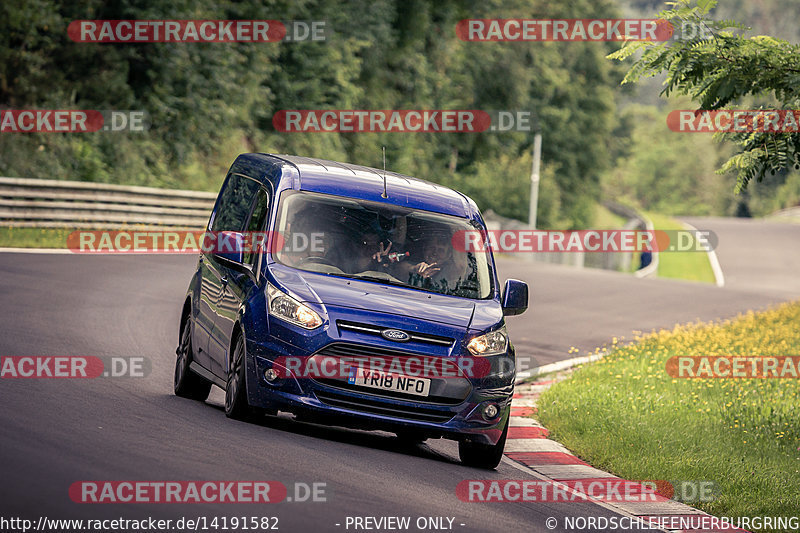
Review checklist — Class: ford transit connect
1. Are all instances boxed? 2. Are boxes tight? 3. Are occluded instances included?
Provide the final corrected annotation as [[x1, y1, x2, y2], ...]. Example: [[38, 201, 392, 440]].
[[174, 153, 528, 469]]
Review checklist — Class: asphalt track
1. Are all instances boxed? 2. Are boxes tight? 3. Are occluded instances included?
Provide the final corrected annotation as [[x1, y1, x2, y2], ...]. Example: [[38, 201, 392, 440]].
[[508, 216, 800, 367], [0, 218, 797, 532], [680, 216, 800, 297]]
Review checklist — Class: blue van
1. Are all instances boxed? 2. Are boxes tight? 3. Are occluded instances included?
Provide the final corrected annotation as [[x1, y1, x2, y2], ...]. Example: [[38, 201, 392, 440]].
[[174, 154, 528, 469]]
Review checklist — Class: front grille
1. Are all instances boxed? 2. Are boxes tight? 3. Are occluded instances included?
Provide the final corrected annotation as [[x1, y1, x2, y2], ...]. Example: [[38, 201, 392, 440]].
[[337, 320, 454, 347], [310, 342, 469, 404], [315, 390, 455, 423], [317, 342, 426, 359]]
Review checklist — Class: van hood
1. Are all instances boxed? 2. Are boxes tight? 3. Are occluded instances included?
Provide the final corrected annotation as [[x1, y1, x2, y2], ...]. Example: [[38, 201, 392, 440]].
[[269, 264, 491, 328]]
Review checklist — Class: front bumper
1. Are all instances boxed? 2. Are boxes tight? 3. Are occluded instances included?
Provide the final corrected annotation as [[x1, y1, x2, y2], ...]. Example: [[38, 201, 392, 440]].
[[243, 315, 515, 445]]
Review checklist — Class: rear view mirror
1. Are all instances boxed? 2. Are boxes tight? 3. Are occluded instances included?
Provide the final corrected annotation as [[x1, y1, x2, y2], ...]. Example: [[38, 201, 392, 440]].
[[501, 279, 529, 316]]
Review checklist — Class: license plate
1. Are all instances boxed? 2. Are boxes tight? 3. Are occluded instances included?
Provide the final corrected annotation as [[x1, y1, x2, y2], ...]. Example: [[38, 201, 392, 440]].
[[348, 367, 431, 397]]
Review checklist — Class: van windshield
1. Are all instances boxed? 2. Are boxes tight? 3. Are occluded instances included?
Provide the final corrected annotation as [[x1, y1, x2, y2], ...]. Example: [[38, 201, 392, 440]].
[[273, 191, 493, 299]]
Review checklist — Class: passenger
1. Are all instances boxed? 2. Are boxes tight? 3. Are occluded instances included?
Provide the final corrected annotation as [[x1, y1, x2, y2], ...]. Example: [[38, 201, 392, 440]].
[[400, 230, 466, 292]]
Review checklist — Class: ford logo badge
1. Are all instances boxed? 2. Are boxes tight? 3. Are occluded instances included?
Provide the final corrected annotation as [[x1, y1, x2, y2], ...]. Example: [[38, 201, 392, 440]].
[[381, 329, 411, 342]]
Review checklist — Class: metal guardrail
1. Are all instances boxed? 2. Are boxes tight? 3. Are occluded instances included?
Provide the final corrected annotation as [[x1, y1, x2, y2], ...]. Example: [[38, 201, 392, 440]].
[[0, 177, 216, 229], [603, 201, 658, 278], [482, 204, 657, 274], [0, 178, 666, 278]]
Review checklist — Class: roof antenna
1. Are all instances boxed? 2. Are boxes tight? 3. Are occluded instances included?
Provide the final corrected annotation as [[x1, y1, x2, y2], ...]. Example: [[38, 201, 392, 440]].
[[381, 146, 388, 198]]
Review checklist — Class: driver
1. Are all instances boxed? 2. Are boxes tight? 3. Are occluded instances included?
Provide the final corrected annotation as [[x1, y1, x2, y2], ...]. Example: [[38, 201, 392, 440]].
[[346, 232, 383, 273], [281, 210, 337, 268]]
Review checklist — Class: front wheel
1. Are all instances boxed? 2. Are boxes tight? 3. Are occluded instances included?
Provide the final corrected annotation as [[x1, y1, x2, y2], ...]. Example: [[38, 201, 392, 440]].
[[225, 334, 252, 420], [174, 317, 212, 401], [458, 418, 508, 469]]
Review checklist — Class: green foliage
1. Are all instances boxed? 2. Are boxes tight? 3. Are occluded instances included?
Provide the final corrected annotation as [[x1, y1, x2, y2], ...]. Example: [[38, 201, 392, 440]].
[[602, 101, 730, 215], [608, 0, 800, 193], [0, 0, 629, 229]]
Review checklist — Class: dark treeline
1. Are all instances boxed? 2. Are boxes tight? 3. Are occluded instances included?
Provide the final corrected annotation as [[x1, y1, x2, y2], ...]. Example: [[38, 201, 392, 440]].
[[7, 1, 796, 224], [0, 0, 627, 229]]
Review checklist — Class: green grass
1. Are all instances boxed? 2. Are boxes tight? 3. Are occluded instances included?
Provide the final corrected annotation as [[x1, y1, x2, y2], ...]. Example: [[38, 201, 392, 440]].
[[765, 215, 800, 225], [538, 302, 800, 524], [593, 203, 628, 230], [644, 212, 716, 283], [588, 207, 716, 283], [0, 227, 72, 248]]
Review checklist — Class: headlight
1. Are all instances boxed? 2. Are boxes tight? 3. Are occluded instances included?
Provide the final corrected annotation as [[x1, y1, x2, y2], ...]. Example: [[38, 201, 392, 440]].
[[467, 327, 508, 356], [267, 283, 323, 329]]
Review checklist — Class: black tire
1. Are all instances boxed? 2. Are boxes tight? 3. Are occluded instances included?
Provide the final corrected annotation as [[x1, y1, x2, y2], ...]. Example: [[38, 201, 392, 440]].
[[224, 333, 251, 420], [458, 418, 509, 469], [174, 317, 212, 401]]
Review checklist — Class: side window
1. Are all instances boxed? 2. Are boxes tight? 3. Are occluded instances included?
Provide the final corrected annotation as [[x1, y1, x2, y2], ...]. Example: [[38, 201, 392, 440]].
[[211, 174, 261, 232], [243, 188, 270, 265]]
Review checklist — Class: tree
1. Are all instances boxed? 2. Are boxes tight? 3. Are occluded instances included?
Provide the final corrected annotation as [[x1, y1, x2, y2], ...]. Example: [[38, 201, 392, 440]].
[[609, 0, 800, 192], [1, 0, 628, 229]]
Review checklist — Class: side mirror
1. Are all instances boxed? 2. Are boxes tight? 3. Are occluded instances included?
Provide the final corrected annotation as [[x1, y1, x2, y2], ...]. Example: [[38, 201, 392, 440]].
[[214, 231, 246, 265], [501, 279, 528, 316]]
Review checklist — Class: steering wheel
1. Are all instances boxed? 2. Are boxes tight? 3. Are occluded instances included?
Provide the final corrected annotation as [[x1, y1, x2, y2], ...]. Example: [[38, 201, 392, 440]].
[[297, 256, 337, 267]]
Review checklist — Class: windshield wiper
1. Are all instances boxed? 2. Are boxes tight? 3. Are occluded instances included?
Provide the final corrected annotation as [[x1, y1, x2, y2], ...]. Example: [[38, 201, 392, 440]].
[[338, 273, 409, 287]]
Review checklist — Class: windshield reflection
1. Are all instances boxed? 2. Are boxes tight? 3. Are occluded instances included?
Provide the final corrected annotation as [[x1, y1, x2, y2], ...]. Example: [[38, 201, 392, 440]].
[[273, 191, 492, 299]]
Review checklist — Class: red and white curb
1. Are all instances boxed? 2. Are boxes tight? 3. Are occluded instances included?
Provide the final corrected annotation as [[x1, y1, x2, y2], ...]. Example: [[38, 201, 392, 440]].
[[503, 374, 748, 533]]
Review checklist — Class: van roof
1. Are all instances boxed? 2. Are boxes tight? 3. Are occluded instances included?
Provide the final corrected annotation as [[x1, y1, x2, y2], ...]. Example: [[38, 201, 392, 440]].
[[266, 154, 478, 219]]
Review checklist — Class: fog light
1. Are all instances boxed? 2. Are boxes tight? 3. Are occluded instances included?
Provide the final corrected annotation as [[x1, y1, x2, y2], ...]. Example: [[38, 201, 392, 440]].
[[482, 403, 499, 420], [264, 369, 278, 382]]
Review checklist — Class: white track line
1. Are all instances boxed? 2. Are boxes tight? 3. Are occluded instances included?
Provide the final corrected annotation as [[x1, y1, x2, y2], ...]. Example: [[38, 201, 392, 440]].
[[680, 221, 725, 288], [0, 247, 75, 254], [516, 352, 605, 383]]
